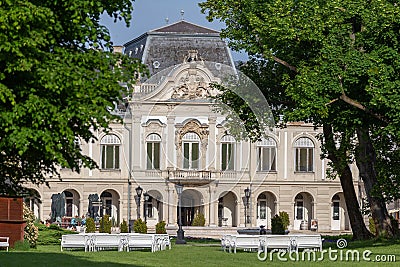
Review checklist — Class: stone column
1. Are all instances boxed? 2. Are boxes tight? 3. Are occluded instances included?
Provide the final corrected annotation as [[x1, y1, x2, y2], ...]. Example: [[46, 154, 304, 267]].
[[208, 116, 216, 170], [166, 116, 175, 168], [166, 185, 175, 227], [208, 184, 218, 227], [132, 115, 141, 169]]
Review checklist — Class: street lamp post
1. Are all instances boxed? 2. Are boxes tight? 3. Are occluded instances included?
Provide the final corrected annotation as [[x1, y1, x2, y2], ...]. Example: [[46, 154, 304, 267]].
[[244, 187, 251, 227], [143, 192, 150, 223], [135, 186, 143, 219], [175, 183, 186, 244]]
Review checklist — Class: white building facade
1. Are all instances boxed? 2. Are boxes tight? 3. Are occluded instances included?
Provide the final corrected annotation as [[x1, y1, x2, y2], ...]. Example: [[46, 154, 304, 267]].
[[26, 21, 361, 233]]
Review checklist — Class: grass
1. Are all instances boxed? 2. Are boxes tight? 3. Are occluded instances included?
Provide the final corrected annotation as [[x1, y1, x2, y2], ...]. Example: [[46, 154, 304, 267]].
[[2, 227, 399, 267], [1, 239, 400, 267]]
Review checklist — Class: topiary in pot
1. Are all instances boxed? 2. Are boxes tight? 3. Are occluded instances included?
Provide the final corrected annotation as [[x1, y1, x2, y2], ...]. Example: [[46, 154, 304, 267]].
[[271, 214, 285, 235], [85, 217, 96, 233], [133, 218, 147, 233], [155, 220, 167, 234], [120, 219, 129, 233], [192, 213, 205, 226]]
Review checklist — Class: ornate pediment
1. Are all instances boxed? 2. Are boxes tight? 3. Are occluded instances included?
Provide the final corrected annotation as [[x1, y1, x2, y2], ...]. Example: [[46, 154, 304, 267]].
[[171, 67, 212, 100]]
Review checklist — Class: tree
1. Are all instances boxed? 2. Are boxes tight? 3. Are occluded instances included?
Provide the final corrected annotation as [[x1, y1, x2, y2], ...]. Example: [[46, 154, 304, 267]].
[[0, 1, 145, 195], [201, 0, 400, 239]]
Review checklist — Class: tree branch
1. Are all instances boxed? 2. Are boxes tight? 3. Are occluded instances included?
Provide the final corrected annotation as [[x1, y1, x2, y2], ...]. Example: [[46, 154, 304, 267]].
[[272, 56, 298, 73]]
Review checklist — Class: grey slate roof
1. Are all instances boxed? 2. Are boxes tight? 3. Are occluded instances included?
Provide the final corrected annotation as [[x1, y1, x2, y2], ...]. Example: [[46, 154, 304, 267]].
[[123, 21, 234, 76]]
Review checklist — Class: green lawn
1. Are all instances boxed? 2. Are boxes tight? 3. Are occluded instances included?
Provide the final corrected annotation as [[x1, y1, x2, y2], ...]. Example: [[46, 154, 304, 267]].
[[1, 239, 400, 267]]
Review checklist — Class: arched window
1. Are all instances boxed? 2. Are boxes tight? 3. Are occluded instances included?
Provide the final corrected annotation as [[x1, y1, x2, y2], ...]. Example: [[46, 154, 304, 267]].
[[100, 134, 121, 169], [221, 135, 235, 171], [146, 134, 161, 170], [257, 138, 277, 171], [294, 137, 314, 172], [182, 132, 200, 169]]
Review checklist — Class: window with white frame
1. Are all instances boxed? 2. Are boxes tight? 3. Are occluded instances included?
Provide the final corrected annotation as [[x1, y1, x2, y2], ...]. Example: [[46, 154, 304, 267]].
[[221, 135, 235, 170], [294, 137, 314, 172], [100, 134, 121, 169], [146, 133, 161, 170], [182, 132, 200, 169], [257, 138, 277, 171]]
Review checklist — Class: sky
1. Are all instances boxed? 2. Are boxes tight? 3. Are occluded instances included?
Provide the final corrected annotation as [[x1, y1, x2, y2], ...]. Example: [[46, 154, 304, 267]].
[[100, 0, 248, 61]]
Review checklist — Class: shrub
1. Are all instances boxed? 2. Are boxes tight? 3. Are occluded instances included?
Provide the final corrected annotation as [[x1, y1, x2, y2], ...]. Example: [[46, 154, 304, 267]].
[[155, 221, 167, 234], [36, 223, 75, 245], [13, 240, 31, 251], [99, 214, 112, 233], [192, 213, 205, 226], [85, 217, 96, 233], [369, 217, 376, 236], [271, 214, 285, 235], [23, 203, 38, 248], [133, 218, 147, 233], [120, 220, 129, 233], [279, 211, 290, 230]]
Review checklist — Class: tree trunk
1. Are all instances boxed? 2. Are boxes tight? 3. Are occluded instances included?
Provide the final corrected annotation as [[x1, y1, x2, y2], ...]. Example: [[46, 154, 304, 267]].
[[355, 127, 394, 237], [323, 125, 372, 240]]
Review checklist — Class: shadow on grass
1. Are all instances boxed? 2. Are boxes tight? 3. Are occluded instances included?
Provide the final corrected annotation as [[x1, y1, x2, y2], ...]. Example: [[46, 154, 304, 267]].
[[0, 249, 153, 267]]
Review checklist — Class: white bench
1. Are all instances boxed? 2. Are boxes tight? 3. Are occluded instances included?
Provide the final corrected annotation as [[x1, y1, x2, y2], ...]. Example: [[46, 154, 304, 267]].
[[61, 234, 88, 251], [221, 235, 231, 252], [127, 234, 156, 252], [294, 234, 323, 251], [0, 237, 9, 252], [260, 235, 294, 253], [231, 235, 261, 253], [154, 234, 171, 251], [92, 234, 121, 251]]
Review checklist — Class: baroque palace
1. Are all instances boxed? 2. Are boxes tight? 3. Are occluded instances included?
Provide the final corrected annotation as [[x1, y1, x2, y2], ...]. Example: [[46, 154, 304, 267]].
[[25, 20, 362, 234]]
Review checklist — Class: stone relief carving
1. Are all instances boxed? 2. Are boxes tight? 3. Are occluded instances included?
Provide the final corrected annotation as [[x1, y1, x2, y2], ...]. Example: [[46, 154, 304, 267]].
[[171, 70, 211, 100]]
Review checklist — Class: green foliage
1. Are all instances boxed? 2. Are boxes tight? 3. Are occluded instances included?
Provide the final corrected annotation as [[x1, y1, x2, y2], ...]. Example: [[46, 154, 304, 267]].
[[192, 213, 206, 226], [133, 218, 147, 234], [36, 223, 76, 245], [155, 220, 167, 234], [23, 203, 38, 248], [120, 219, 129, 233], [279, 211, 290, 230], [201, 0, 400, 238], [0, 0, 146, 195], [271, 214, 285, 235], [85, 217, 96, 233], [99, 214, 112, 234]]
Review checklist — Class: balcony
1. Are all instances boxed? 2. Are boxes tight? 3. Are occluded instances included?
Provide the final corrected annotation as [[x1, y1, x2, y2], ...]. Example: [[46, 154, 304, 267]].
[[167, 169, 214, 186]]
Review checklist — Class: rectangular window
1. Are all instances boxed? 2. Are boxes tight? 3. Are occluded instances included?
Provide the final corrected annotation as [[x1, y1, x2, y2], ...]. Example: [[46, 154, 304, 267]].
[[296, 201, 304, 220], [333, 202, 340, 220], [258, 147, 276, 171], [101, 145, 119, 169], [147, 142, 160, 170], [192, 143, 199, 169], [105, 199, 112, 216], [259, 201, 266, 220], [183, 143, 190, 169], [145, 203, 153, 218], [221, 143, 234, 170], [296, 148, 313, 172]]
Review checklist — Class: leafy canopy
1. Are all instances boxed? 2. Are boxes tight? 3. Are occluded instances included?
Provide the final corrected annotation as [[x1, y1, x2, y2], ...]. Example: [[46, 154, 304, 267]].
[[0, 0, 145, 195], [200, 0, 400, 200]]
